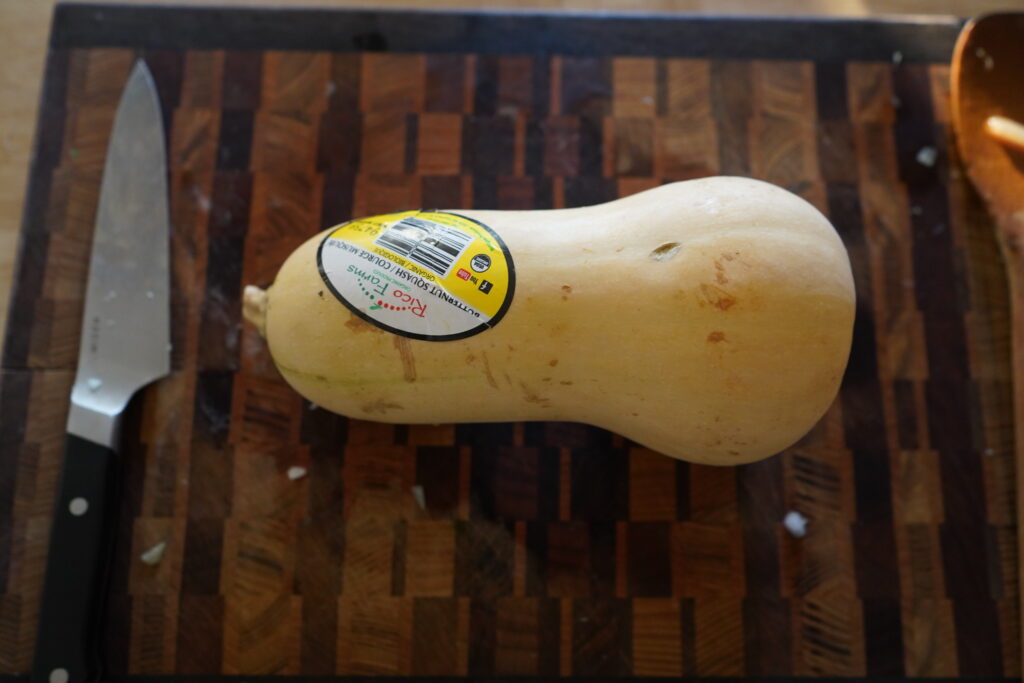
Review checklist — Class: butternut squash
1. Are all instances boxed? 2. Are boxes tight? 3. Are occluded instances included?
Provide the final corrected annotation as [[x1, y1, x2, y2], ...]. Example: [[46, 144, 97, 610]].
[[243, 177, 855, 465]]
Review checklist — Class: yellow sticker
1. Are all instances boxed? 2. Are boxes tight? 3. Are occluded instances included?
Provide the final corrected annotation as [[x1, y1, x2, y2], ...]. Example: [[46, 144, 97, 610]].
[[317, 210, 515, 341]]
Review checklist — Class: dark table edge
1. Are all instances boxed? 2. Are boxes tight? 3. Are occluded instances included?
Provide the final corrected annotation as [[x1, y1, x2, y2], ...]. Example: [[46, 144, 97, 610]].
[[50, 2, 964, 61], [0, 677, 1020, 682]]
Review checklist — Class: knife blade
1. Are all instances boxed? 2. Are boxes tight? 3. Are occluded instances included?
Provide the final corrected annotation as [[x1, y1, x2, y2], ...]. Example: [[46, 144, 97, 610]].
[[32, 59, 171, 683]]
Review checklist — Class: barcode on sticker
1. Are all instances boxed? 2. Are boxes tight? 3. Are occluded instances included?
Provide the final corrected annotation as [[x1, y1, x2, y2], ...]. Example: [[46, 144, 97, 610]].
[[375, 216, 474, 277]]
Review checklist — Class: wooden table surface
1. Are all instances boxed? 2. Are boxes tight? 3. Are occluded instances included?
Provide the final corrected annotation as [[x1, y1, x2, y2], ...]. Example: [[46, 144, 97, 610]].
[[0, 0, 1017, 346]]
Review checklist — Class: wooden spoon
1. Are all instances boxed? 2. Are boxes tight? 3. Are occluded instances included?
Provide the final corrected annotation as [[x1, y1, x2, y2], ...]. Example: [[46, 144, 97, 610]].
[[951, 11, 1024, 658]]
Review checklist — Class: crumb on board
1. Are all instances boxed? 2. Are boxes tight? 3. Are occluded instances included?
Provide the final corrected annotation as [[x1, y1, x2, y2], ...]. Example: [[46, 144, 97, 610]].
[[411, 484, 426, 510], [140, 541, 167, 566], [783, 510, 809, 538], [916, 146, 938, 167], [287, 466, 308, 481]]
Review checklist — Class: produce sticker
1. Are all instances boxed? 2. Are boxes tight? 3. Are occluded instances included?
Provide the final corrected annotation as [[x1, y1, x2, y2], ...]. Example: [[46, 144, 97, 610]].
[[317, 210, 515, 341]]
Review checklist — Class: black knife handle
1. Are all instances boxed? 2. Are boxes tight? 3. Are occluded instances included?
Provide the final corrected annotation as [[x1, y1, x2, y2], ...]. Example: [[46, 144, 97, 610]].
[[31, 435, 118, 683]]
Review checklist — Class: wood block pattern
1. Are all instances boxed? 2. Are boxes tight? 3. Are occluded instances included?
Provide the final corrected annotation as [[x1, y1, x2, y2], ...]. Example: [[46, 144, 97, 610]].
[[0, 15, 1016, 680]]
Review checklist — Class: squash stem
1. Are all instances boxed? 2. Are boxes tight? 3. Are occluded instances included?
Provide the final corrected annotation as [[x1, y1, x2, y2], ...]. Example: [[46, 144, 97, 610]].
[[243, 285, 268, 337]]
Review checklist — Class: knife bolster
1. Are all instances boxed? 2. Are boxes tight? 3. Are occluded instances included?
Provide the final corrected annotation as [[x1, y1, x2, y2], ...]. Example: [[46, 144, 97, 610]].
[[67, 402, 123, 449]]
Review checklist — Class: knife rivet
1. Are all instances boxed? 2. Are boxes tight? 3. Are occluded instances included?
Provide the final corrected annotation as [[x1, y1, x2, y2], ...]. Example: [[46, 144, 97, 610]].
[[68, 498, 89, 517], [49, 668, 69, 683], [86, 377, 103, 392]]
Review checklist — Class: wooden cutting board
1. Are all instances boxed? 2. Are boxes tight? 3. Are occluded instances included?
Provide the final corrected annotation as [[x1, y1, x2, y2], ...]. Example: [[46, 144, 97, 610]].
[[0, 4, 1016, 678]]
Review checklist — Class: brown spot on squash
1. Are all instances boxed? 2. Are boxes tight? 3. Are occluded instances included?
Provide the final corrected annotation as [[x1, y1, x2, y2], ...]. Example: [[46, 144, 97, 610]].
[[393, 337, 417, 382], [707, 331, 726, 343], [362, 399, 403, 415], [559, 381, 573, 386], [700, 283, 737, 310], [649, 242, 682, 261], [722, 252, 736, 261], [549, 359, 559, 367], [561, 285, 573, 294], [345, 316, 374, 334], [466, 353, 476, 364], [520, 382, 551, 407], [481, 352, 499, 389]]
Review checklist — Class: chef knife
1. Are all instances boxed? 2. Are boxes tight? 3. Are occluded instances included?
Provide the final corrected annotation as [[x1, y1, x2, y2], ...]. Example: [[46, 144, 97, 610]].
[[31, 60, 170, 683]]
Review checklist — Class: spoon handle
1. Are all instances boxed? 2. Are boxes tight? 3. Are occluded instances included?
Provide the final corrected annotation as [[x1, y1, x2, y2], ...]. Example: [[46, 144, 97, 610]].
[[998, 215, 1024, 668]]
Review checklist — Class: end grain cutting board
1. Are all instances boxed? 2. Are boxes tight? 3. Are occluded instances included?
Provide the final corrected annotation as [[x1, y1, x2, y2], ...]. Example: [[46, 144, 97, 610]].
[[0, 4, 1016, 679]]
